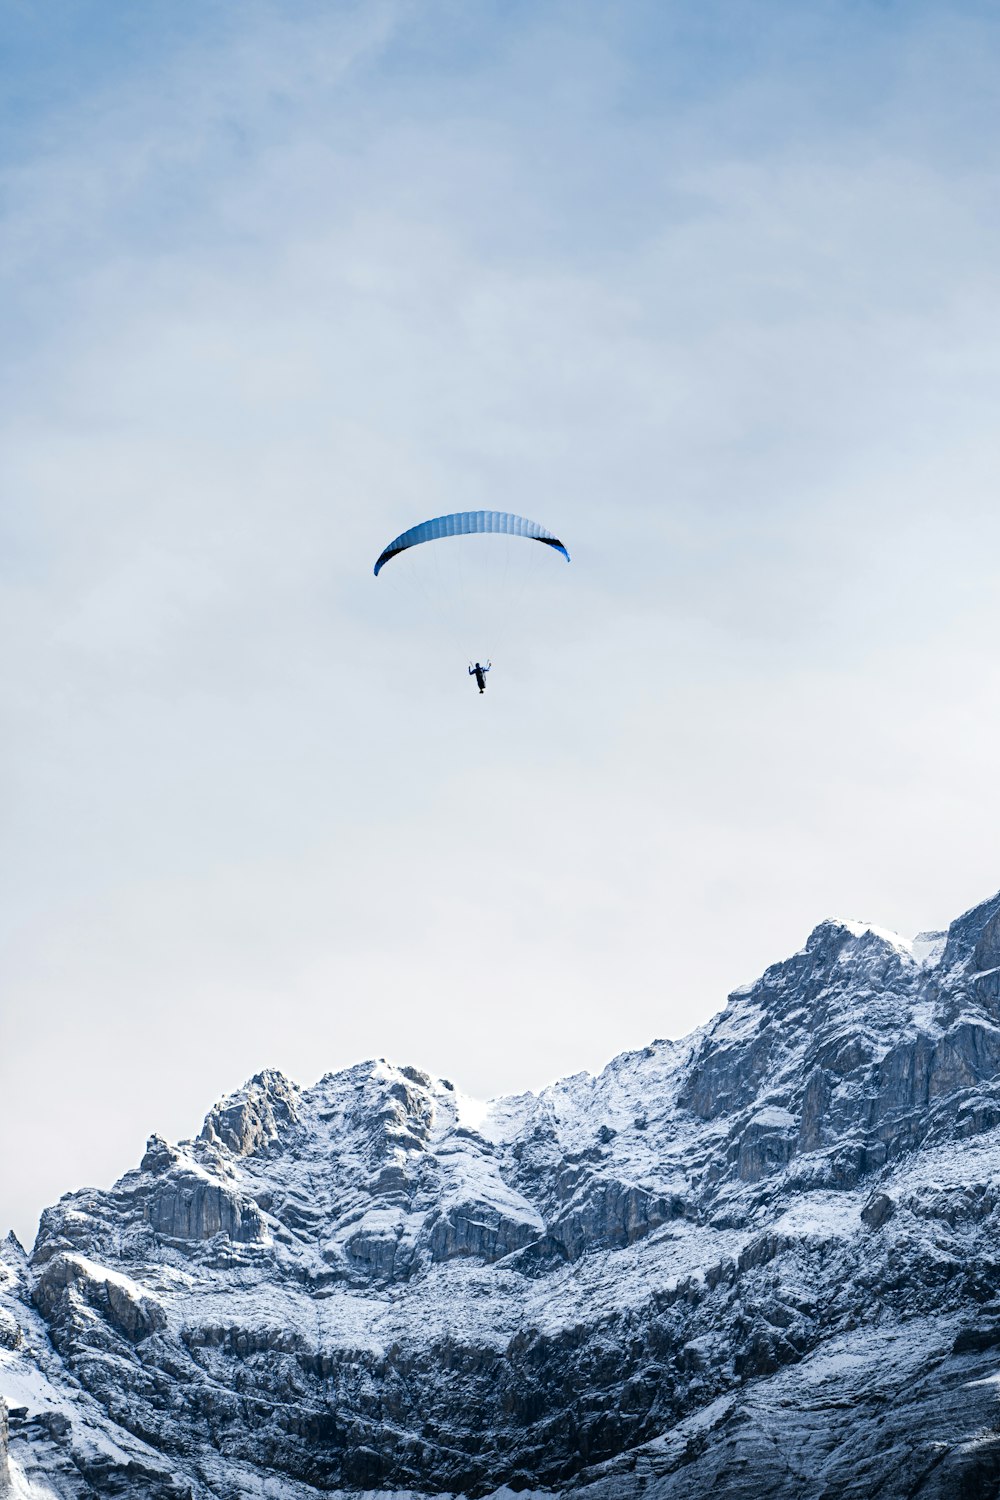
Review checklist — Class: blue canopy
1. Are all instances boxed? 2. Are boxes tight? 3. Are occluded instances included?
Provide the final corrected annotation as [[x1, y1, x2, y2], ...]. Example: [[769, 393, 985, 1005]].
[[374, 510, 570, 576]]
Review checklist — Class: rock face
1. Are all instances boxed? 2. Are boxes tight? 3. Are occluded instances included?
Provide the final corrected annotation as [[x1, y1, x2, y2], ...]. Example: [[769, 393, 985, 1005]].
[[5, 894, 1000, 1497]]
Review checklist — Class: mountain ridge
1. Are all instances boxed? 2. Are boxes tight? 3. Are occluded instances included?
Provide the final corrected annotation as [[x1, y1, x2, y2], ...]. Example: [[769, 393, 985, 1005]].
[[4, 891, 1000, 1498]]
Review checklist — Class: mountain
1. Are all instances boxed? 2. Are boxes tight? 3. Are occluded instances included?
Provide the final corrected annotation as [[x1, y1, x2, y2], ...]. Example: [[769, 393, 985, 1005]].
[[5, 892, 1000, 1498]]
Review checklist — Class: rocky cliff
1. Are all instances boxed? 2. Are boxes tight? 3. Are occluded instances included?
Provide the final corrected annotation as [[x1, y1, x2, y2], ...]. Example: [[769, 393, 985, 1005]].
[[4, 893, 1000, 1498]]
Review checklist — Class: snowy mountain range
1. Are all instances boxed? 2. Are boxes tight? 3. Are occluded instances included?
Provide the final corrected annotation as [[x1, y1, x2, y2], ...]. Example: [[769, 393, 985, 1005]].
[[4, 891, 1000, 1498]]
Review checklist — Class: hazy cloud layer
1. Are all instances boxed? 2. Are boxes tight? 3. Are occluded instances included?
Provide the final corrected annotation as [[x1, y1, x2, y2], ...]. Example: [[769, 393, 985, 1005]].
[[3, 0, 1000, 1248]]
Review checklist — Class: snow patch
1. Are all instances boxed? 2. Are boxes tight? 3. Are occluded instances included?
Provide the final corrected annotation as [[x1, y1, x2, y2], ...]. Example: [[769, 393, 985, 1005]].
[[64, 1255, 159, 1304], [4, 1455, 62, 1499], [912, 930, 947, 968], [772, 1192, 860, 1240], [837, 920, 914, 957], [748, 1106, 796, 1130], [452, 1091, 492, 1135]]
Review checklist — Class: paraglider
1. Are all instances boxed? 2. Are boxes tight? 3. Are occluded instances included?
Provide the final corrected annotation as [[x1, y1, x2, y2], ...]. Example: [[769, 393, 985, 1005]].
[[373, 510, 570, 576], [373, 510, 570, 689]]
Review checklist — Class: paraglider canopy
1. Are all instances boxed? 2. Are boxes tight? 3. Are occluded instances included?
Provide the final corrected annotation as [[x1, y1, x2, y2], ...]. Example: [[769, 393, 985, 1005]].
[[374, 510, 570, 576]]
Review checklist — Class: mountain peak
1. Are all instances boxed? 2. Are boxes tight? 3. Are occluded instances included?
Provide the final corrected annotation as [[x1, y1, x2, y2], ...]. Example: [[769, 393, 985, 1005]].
[[199, 1067, 300, 1156], [939, 887, 1000, 975], [7, 889, 1000, 1497]]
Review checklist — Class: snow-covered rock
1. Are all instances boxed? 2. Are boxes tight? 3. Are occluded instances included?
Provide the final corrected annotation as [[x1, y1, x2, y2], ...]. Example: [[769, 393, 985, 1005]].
[[5, 892, 1000, 1496]]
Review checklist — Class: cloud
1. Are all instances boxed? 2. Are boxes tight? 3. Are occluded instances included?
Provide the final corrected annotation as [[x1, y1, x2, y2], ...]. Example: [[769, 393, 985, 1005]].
[[3, 0, 1000, 1247]]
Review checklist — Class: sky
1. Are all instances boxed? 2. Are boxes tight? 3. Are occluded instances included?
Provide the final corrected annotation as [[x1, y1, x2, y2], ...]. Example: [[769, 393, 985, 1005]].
[[3, 0, 1000, 1250]]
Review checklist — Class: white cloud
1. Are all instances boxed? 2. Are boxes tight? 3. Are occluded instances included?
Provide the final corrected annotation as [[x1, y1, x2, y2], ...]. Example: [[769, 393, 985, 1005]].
[[3, 0, 1000, 1247]]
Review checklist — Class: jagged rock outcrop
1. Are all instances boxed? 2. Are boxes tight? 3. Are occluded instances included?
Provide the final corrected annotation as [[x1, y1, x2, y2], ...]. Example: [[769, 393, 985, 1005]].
[[200, 1068, 301, 1157], [4, 893, 1000, 1497]]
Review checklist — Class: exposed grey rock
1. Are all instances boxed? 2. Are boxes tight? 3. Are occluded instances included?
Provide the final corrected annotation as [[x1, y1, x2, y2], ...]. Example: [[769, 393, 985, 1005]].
[[4, 892, 1000, 1497], [200, 1067, 300, 1156], [143, 1171, 267, 1244], [860, 1189, 895, 1228], [0, 1397, 9, 1496]]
